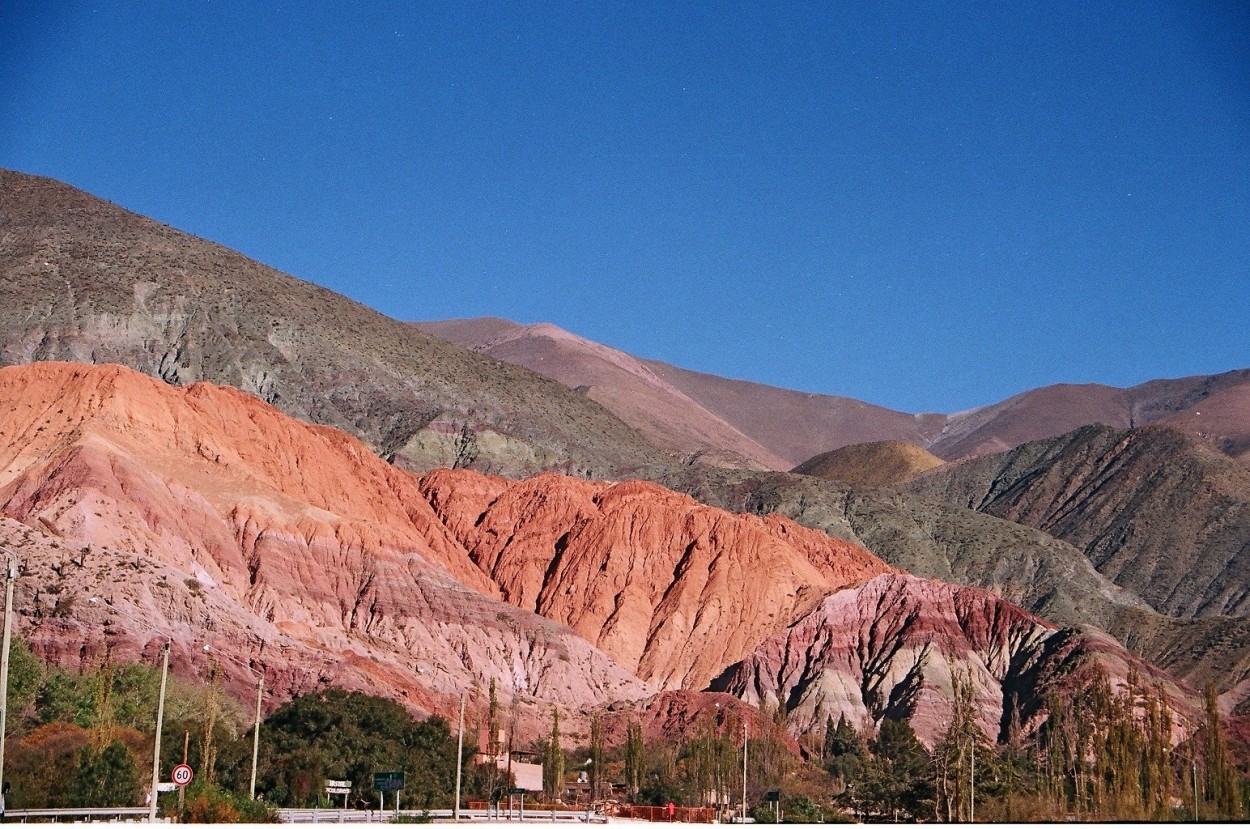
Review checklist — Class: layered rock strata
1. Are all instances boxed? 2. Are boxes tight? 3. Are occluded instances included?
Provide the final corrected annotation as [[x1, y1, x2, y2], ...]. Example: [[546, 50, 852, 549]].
[[712, 574, 1194, 747]]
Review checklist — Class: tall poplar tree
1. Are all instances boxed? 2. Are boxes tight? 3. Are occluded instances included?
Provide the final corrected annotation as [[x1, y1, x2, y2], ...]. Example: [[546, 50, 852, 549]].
[[1202, 683, 1241, 819], [543, 709, 565, 803], [588, 713, 605, 801], [624, 721, 645, 801]]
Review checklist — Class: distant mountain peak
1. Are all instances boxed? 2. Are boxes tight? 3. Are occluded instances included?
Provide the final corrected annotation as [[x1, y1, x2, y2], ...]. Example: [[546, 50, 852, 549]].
[[420, 314, 1250, 471]]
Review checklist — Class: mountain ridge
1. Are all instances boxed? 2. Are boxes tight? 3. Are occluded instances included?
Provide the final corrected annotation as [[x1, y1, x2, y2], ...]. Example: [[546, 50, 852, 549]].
[[419, 316, 1250, 471], [907, 422, 1250, 619], [0, 169, 671, 479]]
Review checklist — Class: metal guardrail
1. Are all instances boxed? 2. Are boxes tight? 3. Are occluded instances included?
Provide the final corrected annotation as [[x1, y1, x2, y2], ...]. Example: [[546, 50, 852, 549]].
[[2, 806, 157, 822], [278, 808, 608, 823]]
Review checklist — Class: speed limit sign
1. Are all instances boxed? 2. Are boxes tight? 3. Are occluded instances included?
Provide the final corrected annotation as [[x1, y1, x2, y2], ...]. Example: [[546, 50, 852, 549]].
[[171, 764, 194, 787]]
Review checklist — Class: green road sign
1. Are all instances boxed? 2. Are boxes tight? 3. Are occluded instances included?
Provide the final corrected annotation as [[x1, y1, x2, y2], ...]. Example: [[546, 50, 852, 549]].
[[507, 787, 526, 795], [372, 771, 405, 792]]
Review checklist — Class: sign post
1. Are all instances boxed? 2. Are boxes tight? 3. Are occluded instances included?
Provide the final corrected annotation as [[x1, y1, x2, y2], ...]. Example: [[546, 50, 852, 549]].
[[373, 771, 405, 818], [326, 779, 351, 809], [507, 787, 526, 822], [766, 789, 780, 822], [171, 764, 194, 788]]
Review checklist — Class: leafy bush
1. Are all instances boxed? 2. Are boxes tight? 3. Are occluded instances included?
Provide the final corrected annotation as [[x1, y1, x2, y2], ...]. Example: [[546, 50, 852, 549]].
[[179, 780, 279, 823], [248, 689, 458, 808]]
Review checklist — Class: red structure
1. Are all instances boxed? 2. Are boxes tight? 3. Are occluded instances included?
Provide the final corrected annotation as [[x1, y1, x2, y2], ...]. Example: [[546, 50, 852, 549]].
[[610, 804, 717, 823]]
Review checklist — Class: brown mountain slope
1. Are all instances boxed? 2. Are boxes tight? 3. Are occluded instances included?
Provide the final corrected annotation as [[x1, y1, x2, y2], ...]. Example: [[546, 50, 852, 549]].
[[712, 574, 1199, 748], [418, 316, 1250, 470], [415, 318, 789, 470], [417, 317, 942, 469], [644, 361, 946, 467], [927, 371, 1250, 461], [907, 424, 1250, 619], [0, 169, 669, 478], [1160, 381, 1250, 465], [793, 440, 945, 486]]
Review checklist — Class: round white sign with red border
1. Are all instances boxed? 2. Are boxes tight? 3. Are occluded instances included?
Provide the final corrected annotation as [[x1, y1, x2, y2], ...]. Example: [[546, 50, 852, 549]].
[[171, 764, 194, 787]]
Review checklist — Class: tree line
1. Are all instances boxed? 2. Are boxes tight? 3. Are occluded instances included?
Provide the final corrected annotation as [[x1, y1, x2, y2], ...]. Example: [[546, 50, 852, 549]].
[[3, 636, 1247, 823]]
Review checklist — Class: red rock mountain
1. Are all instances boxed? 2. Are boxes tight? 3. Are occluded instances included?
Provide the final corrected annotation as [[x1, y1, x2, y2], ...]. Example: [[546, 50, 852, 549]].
[[0, 363, 650, 725], [0, 362, 891, 724], [418, 469, 893, 689]]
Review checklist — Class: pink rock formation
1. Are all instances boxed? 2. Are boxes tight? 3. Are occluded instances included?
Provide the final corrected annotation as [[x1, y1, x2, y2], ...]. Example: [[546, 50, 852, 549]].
[[712, 574, 1197, 747], [0, 363, 649, 719]]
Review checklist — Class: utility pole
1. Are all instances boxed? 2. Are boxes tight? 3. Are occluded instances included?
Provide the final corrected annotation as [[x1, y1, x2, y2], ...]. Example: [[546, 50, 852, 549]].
[[454, 693, 466, 822], [178, 731, 189, 815], [150, 641, 170, 823], [1192, 758, 1199, 821], [0, 555, 18, 806], [741, 723, 748, 825], [250, 673, 264, 799]]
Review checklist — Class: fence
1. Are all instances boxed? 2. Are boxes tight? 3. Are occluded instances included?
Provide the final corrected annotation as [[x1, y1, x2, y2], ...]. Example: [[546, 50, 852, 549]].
[[2, 806, 156, 823], [610, 804, 717, 823]]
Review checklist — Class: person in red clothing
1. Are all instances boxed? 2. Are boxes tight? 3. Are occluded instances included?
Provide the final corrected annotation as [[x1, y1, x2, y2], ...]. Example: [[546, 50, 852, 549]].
[[666, 801, 676, 821]]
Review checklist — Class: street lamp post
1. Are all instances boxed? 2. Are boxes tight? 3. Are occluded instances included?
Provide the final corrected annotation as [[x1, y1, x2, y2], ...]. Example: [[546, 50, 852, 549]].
[[89, 597, 172, 823]]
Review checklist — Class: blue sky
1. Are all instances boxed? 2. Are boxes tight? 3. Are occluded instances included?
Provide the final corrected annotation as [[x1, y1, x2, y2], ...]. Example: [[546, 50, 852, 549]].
[[2, 1, 1247, 413]]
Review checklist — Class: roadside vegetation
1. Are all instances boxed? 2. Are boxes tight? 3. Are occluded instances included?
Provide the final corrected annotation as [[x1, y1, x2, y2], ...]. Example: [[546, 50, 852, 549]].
[[3, 638, 1246, 823]]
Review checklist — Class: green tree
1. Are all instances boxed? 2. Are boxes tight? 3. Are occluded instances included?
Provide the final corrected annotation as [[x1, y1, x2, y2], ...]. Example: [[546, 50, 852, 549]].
[[824, 713, 865, 787], [253, 690, 456, 808], [624, 720, 645, 801], [3, 637, 45, 735], [865, 718, 933, 821], [1202, 683, 1242, 819], [588, 712, 605, 801], [542, 708, 565, 802], [67, 739, 142, 807]]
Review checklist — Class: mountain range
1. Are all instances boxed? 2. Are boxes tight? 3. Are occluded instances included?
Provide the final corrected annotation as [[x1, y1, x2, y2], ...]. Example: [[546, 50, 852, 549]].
[[0, 360, 1198, 747], [417, 317, 1250, 471], [2, 168, 1246, 749]]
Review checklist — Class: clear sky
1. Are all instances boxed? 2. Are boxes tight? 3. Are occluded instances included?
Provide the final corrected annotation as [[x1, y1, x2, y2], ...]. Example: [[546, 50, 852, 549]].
[[2, 1, 1247, 413]]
